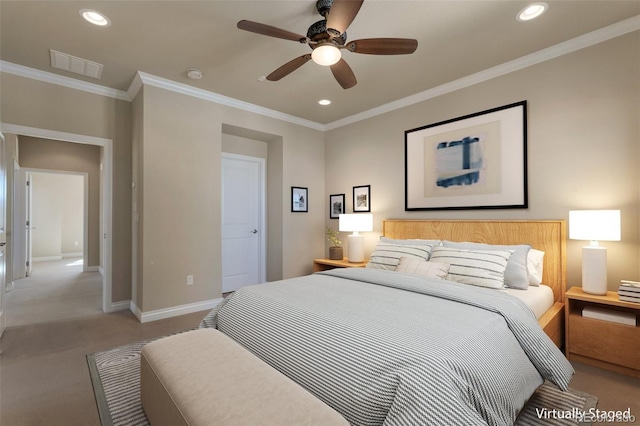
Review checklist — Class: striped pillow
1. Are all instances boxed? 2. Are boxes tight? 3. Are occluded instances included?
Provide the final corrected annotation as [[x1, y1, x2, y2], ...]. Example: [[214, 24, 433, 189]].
[[395, 257, 450, 279], [430, 246, 513, 289], [366, 242, 433, 271]]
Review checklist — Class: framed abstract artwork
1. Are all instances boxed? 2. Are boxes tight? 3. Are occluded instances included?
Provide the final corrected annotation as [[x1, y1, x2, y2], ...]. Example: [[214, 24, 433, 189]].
[[405, 101, 527, 211]]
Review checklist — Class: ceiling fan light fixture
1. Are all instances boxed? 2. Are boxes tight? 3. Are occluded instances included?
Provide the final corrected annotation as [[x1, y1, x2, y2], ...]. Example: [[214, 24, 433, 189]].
[[318, 99, 331, 106], [312, 44, 342, 66], [80, 9, 111, 27], [517, 3, 548, 21]]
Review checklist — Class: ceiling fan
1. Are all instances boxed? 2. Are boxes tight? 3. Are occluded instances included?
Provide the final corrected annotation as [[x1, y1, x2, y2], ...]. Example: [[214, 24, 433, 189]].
[[237, 0, 418, 89]]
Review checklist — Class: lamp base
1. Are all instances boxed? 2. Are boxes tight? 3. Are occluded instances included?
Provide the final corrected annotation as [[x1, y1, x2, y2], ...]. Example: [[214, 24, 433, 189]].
[[347, 234, 364, 263], [582, 246, 608, 295]]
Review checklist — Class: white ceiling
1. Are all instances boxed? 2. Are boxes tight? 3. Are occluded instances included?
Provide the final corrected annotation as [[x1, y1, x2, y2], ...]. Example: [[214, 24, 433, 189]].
[[1, 1, 639, 126]]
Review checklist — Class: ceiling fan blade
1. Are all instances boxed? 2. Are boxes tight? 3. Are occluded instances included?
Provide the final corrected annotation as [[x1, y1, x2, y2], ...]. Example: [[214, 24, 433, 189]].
[[237, 20, 306, 42], [266, 54, 312, 81], [347, 38, 418, 55], [330, 58, 357, 89], [326, 0, 364, 35]]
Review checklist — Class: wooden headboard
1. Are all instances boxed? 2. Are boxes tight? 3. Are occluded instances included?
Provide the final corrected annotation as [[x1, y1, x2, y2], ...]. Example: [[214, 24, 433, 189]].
[[382, 220, 567, 303]]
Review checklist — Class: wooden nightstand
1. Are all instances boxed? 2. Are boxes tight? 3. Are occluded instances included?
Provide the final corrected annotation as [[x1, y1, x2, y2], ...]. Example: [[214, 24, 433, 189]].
[[313, 258, 368, 272], [565, 287, 640, 378]]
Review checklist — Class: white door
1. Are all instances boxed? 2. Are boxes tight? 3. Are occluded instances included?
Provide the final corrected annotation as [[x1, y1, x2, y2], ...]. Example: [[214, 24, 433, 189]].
[[25, 172, 33, 277], [0, 132, 6, 342], [221, 154, 265, 293], [12, 161, 23, 282]]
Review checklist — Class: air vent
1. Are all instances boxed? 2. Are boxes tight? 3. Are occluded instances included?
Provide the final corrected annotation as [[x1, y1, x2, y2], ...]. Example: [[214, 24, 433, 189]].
[[50, 49, 103, 79]]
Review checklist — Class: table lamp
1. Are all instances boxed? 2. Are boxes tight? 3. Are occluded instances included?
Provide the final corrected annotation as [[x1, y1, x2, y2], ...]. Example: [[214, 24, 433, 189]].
[[339, 214, 373, 263], [569, 210, 621, 295]]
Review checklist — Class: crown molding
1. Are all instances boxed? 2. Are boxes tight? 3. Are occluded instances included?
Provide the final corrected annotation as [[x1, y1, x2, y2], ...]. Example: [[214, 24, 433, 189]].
[[325, 15, 640, 130], [2, 15, 637, 132], [132, 72, 325, 131], [0, 60, 130, 101]]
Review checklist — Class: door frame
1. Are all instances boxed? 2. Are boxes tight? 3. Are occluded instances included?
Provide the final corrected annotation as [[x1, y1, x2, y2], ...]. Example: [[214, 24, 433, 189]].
[[221, 152, 266, 286], [0, 131, 6, 342], [0, 123, 114, 312], [21, 169, 89, 270]]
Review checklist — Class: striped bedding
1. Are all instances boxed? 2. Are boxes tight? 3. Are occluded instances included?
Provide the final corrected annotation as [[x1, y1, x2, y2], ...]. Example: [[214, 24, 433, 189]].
[[200, 268, 574, 426]]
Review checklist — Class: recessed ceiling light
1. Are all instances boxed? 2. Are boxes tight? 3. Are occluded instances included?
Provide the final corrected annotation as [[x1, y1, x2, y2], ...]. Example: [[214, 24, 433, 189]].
[[80, 9, 111, 27], [517, 3, 548, 21], [318, 99, 331, 106]]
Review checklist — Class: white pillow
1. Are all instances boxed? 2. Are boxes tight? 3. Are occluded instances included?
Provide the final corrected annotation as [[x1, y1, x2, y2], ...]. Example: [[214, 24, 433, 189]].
[[395, 257, 450, 279], [443, 241, 530, 290], [430, 246, 513, 289], [366, 242, 433, 270], [527, 249, 545, 286]]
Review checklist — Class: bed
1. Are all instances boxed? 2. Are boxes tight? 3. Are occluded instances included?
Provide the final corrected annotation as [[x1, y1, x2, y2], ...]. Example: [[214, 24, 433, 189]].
[[201, 219, 573, 426], [382, 219, 567, 348]]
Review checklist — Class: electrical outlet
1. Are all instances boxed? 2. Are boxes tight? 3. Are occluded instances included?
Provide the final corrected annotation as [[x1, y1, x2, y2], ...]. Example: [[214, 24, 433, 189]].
[[187, 275, 194, 285]]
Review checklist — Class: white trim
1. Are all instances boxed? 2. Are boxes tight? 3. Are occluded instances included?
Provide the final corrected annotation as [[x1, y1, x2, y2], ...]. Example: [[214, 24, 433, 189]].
[[134, 72, 325, 131], [0, 123, 114, 313], [86, 266, 99, 272], [0, 61, 129, 101], [130, 298, 222, 323], [62, 252, 83, 258], [33, 256, 62, 262], [325, 15, 640, 130], [1, 16, 637, 132], [110, 300, 130, 312]]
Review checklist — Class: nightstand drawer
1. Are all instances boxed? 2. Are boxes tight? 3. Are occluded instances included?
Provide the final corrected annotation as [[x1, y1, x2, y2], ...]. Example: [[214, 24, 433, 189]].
[[568, 315, 640, 370]]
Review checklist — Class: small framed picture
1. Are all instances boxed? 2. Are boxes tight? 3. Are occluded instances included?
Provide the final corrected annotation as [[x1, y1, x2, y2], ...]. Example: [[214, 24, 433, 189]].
[[353, 185, 371, 212], [329, 193, 345, 219], [291, 186, 308, 212]]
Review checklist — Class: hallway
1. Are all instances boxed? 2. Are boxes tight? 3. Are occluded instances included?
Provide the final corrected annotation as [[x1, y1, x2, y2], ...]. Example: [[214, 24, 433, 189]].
[[5, 257, 102, 327]]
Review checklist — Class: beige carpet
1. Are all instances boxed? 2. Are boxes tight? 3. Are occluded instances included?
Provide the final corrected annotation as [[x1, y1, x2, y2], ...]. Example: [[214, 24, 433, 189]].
[[5, 257, 102, 327], [1, 309, 209, 426]]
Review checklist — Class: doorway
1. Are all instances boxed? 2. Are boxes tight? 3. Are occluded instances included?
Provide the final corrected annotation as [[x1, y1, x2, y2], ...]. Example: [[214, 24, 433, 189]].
[[221, 153, 266, 293], [1, 124, 114, 312], [23, 171, 88, 273]]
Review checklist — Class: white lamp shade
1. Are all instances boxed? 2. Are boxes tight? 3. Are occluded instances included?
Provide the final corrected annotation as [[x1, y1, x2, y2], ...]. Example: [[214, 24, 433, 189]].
[[311, 44, 341, 66], [569, 210, 621, 241], [339, 214, 373, 233]]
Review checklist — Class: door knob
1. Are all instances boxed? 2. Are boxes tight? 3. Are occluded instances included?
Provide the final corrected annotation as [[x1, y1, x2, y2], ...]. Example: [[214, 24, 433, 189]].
[[251, 229, 258, 234]]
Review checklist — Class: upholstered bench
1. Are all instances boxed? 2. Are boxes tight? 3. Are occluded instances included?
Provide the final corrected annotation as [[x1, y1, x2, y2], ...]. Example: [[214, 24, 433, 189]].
[[140, 328, 348, 426]]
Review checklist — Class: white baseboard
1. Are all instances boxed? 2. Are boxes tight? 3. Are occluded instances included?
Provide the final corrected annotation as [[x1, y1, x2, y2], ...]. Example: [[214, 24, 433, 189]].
[[86, 265, 99, 272], [109, 300, 131, 312], [62, 252, 83, 258], [33, 256, 62, 262], [130, 298, 222, 323]]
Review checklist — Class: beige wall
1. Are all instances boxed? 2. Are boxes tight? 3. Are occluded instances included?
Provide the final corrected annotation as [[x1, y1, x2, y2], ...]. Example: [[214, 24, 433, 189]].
[[132, 84, 324, 313], [0, 74, 133, 303], [30, 172, 84, 259], [4, 31, 635, 317], [19, 137, 100, 266], [325, 32, 640, 291]]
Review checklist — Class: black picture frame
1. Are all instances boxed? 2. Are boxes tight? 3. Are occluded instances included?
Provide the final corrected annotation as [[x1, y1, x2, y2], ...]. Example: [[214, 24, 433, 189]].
[[353, 185, 371, 212], [329, 193, 345, 219], [405, 101, 527, 211], [291, 186, 308, 212]]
